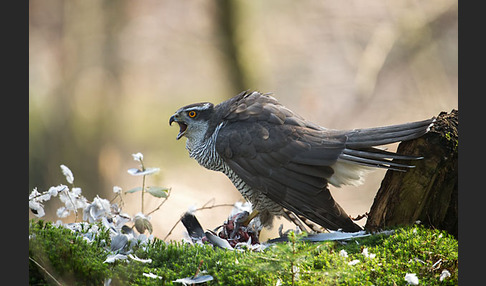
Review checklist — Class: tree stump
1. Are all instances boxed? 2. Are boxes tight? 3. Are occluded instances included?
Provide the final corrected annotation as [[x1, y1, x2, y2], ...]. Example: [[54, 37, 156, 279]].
[[365, 110, 458, 237]]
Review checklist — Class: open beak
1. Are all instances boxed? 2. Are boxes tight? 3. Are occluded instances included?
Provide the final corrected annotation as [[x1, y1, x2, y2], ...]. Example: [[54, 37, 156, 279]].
[[169, 114, 187, 140]]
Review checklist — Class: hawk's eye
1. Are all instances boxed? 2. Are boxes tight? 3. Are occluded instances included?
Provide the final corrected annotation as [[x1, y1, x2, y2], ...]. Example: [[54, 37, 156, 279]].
[[187, 110, 197, 118]]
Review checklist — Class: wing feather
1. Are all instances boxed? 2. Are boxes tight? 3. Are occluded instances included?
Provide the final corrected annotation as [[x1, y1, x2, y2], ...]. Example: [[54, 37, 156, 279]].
[[214, 91, 431, 231], [216, 93, 360, 231]]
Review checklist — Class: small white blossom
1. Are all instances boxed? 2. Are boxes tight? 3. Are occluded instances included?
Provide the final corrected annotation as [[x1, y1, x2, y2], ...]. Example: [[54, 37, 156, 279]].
[[29, 188, 40, 200], [128, 254, 152, 263], [132, 152, 144, 162], [348, 260, 360, 266], [56, 207, 70, 218], [362, 248, 376, 259], [29, 200, 45, 218], [48, 185, 66, 197], [143, 272, 162, 279], [103, 253, 128, 263], [83, 196, 112, 223], [127, 167, 160, 176], [60, 164, 74, 184], [29, 186, 58, 217], [59, 187, 88, 211], [404, 273, 419, 285], [113, 186, 122, 194], [339, 249, 348, 257], [439, 269, 451, 281]]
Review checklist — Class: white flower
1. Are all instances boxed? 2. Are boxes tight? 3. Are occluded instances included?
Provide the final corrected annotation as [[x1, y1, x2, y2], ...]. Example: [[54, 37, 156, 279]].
[[439, 269, 451, 281], [143, 272, 162, 279], [30, 186, 60, 207], [132, 152, 144, 162], [29, 187, 40, 200], [83, 196, 112, 223], [48, 185, 66, 197], [113, 186, 122, 194], [60, 164, 74, 184], [348, 260, 360, 266], [127, 167, 160, 176], [128, 254, 152, 263], [404, 273, 419, 285], [59, 187, 88, 211], [339, 249, 348, 257], [29, 200, 45, 218], [56, 206, 70, 218], [103, 253, 128, 263], [112, 213, 131, 230], [362, 248, 376, 259]]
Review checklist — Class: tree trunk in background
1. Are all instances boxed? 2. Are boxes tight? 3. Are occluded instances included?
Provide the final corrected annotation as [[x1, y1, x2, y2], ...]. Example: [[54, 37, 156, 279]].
[[365, 110, 458, 237], [214, 0, 249, 95]]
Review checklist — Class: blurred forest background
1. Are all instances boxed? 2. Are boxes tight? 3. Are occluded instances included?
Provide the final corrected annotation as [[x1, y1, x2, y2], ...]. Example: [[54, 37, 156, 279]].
[[29, 0, 458, 240]]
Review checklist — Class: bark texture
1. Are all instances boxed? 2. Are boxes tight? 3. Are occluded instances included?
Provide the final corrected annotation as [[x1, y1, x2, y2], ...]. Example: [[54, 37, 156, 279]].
[[365, 110, 458, 237]]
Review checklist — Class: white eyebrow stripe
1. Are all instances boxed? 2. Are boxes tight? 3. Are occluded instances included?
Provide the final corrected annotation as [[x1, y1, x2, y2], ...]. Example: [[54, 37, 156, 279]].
[[185, 103, 212, 111]]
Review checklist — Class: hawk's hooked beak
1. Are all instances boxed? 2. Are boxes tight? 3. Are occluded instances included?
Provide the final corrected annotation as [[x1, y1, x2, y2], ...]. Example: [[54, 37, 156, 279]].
[[169, 114, 187, 140]]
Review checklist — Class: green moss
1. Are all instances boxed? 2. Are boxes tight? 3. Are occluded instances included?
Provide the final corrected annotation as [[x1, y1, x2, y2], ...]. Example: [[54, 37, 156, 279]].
[[29, 220, 458, 285]]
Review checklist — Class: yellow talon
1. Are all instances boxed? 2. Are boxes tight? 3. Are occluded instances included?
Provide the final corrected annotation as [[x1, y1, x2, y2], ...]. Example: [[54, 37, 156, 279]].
[[242, 210, 259, 226]]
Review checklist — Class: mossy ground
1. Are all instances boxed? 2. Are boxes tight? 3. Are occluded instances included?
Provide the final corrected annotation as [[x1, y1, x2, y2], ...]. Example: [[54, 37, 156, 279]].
[[29, 220, 457, 285]]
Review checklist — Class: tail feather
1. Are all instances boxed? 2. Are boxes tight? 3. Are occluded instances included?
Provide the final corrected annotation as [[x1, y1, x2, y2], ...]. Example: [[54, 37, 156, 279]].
[[345, 118, 434, 148], [344, 147, 423, 161], [331, 118, 434, 186], [341, 147, 422, 171], [339, 153, 413, 171]]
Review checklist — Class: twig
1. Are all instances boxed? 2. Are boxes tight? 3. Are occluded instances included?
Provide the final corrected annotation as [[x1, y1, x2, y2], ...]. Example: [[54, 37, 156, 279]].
[[141, 175, 146, 214], [138, 158, 147, 214], [194, 259, 204, 277], [163, 200, 235, 241], [61, 188, 78, 222], [29, 256, 63, 286], [146, 188, 172, 216]]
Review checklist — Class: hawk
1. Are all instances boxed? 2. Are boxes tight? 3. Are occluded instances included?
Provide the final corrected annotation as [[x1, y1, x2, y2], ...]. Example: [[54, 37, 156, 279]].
[[169, 91, 434, 232]]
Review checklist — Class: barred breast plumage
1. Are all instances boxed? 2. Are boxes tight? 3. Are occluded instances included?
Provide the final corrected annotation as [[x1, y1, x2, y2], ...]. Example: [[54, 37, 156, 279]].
[[186, 120, 285, 227]]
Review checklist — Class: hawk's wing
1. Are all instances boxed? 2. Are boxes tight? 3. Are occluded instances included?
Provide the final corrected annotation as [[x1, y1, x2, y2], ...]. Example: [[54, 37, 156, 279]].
[[215, 92, 433, 232], [215, 92, 361, 231]]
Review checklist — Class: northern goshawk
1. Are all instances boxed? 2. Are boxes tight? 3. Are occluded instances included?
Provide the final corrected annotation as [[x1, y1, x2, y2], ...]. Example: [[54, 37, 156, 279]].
[[169, 91, 434, 232]]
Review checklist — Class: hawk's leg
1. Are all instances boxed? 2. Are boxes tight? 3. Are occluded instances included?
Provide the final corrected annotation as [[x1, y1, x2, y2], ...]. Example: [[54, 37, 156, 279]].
[[282, 209, 309, 233], [282, 209, 326, 233], [242, 210, 259, 226]]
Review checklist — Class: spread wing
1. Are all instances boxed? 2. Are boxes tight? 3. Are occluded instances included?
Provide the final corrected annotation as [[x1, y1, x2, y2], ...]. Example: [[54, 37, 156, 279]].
[[215, 92, 434, 232], [215, 92, 361, 231]]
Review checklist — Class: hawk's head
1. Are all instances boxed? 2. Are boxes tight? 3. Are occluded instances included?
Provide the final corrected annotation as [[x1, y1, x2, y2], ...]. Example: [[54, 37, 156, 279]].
[[169, 102, 215, 141]]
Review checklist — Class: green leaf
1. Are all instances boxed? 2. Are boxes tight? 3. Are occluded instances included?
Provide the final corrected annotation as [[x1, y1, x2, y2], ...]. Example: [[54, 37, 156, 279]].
[[146, 186, 169, 198], [125, 187, 143, 194], [134, 216, 153, 234]]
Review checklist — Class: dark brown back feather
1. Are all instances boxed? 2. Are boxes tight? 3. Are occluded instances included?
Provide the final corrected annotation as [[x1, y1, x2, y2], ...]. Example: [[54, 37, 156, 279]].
[[215, 92, 361, 231], [214, 91, 433, 231]]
